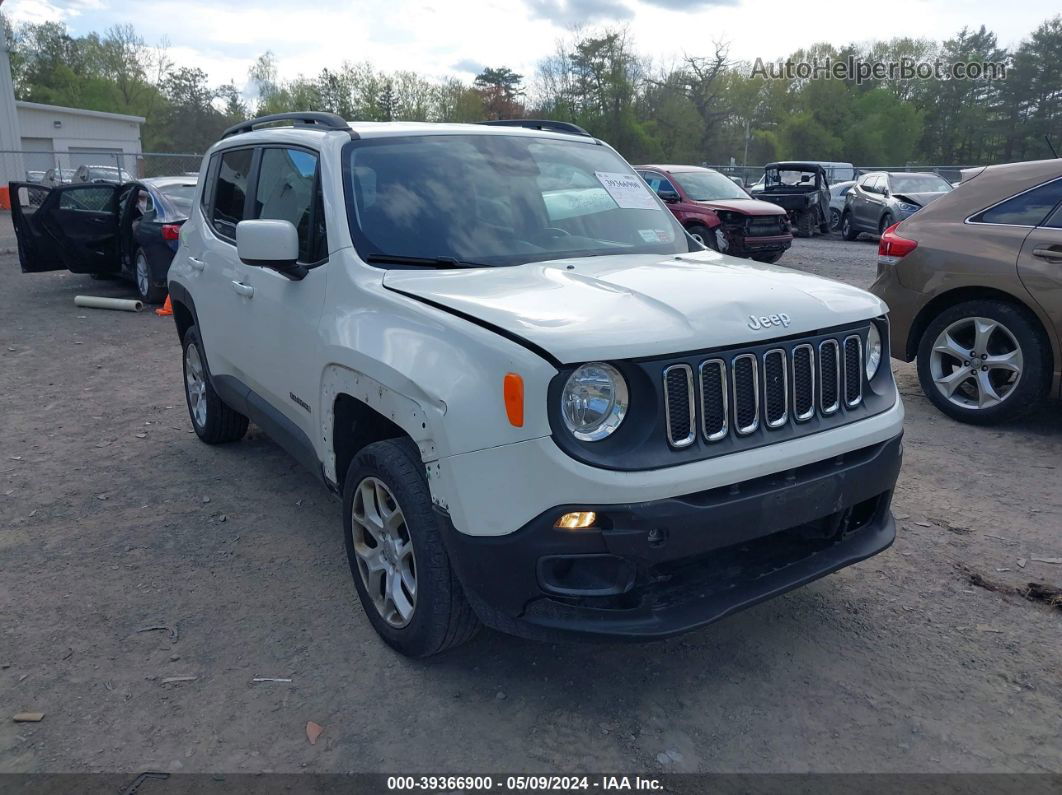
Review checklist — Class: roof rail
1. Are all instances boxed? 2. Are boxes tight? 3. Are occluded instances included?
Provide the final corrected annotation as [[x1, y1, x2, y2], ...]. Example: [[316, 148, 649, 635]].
[[221, 112, 357, 140], [479, 119, 592, 137]]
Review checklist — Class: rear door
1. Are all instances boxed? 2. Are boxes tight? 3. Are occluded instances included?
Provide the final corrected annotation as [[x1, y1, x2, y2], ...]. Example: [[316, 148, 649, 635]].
[[8, 181, 121, 274], [1015, 187, 1062, 375]]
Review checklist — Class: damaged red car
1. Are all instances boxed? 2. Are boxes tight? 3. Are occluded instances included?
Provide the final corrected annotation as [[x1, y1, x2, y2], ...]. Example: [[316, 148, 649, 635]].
[[635, 165, 793, 263]]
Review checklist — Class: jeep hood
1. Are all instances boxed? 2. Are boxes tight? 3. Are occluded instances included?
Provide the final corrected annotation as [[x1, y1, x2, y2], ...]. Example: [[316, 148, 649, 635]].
[[382, 251, 886, 363]]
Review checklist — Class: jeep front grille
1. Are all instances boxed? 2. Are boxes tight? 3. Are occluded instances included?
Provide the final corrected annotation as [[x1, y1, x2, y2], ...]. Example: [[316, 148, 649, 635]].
[[662, 330, 866, 448]]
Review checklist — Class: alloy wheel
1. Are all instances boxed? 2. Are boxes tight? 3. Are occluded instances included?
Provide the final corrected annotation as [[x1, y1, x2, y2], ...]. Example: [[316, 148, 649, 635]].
[[135, 251, 150, 299], [184, 343, 208, 427], [929, 316, 1023, 410], [351, 476, 417, 628]]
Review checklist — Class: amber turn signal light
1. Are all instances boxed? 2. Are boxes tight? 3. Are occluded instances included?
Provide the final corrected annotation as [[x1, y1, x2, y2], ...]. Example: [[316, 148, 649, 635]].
[[503, 372, 524, 427]]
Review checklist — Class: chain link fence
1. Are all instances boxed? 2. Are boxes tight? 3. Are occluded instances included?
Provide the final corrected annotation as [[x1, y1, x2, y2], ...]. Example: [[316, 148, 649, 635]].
[[704, 163, 981, 188], [1, 147, 981, 192], [1, 150, 203, 185]]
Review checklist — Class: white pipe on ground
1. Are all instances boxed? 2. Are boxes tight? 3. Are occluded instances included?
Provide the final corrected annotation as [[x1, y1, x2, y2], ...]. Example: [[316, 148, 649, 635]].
[[74, 296, 144, 313]]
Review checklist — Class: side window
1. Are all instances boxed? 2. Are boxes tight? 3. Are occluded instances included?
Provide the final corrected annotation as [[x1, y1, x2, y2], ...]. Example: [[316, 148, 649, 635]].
[[858, 175, 876, 192], [59, 186, 114, 212], [639, 171, 676, 194], [1042, 201, 1062, 229], [972, 179, 1062, 226], [211, 148, 254, 239], [253, 147, 323, 263]]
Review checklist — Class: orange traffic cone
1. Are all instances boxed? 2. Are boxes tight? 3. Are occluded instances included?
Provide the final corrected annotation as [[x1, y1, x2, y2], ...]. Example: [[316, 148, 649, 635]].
[[155, 294, 173, 317]]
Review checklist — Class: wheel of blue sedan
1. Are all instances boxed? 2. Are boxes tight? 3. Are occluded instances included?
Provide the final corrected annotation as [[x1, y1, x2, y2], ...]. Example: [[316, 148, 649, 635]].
[[134, 248, 166, 304]]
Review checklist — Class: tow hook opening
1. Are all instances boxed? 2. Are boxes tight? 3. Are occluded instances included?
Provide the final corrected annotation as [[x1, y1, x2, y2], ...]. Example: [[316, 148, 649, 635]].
[[538, 554, 637, 597]]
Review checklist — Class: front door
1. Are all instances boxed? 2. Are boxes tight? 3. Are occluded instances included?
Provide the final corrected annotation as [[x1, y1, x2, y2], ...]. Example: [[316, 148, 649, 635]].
[[230, 146, 329, 450], [9, 182, 121, 274]]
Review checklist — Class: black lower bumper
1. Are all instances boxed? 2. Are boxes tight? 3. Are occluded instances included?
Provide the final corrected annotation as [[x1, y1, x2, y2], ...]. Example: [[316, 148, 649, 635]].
[[440, 434, 902, 641]]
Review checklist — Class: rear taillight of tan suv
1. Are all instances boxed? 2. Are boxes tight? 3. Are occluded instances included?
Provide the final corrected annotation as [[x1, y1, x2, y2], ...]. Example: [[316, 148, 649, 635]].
[[878, 223, 918, 271]]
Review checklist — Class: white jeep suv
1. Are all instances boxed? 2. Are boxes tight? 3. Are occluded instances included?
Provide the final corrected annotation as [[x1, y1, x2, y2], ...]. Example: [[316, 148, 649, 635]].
[[168, 113, 904, 657]]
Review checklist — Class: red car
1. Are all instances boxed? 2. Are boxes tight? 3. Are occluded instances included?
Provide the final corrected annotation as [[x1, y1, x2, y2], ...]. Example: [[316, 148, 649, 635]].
[[635, 165, 793, 263]]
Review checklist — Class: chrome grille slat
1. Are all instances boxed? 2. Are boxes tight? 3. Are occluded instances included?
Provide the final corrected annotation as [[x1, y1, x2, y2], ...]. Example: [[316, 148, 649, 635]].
[[762, 349, 788, 428], [818, 339, 841, 415], [791, 344, 815, 422], [698, 359, 728, 442], [843, 335, 863, 407], [731, 354, 760, 435], [663, 364, 696, 448]]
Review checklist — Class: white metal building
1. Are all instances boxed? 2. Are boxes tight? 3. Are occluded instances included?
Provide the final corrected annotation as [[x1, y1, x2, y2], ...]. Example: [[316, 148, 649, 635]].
[[15, 101, 144, 174]]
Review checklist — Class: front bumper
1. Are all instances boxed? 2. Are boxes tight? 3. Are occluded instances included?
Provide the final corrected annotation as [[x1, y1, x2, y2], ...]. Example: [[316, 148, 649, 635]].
[[440, 433, 902, 641], [730, 233, 793, 257]]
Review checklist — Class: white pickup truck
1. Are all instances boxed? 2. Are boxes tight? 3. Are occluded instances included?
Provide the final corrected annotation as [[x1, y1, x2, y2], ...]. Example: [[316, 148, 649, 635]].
[[167, 113, 904, 657]]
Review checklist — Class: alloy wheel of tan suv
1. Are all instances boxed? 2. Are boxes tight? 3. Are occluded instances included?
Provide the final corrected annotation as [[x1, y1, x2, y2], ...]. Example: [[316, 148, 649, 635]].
[[916, 299, 1050, 425], [928, 316, 1023, 409]]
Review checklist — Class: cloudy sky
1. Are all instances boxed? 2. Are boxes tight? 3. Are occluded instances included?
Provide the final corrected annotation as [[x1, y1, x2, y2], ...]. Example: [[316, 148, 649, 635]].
[[4, 0, 1059, 91]]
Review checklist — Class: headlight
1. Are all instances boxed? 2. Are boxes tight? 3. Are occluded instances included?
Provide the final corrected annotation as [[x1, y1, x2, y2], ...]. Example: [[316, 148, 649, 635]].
[[897, 202, 920, 213], [865, 324, 883, 380], [561, 362, 629, 441]]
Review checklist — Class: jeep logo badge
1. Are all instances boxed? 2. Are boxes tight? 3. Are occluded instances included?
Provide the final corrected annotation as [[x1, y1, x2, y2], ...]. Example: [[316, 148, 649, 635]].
[[748, 313, 792, 330]]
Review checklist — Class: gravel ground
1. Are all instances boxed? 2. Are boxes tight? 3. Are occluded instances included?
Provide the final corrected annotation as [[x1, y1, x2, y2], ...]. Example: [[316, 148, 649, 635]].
[[1, 224, 1060, 775]]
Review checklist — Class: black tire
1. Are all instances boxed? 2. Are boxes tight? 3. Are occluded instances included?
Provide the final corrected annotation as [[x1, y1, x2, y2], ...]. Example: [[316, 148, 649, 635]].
[[688, 223, 717, 251], [752, 252, 784, 264], [841, 211, 859, 241], [830, 208, 841, 232], [134, 248, 167, 304], [916, 299, 1050, 425], [342, 438, 480, 657], [181, 325, 249, 444], [795, 211, 814, 238], [878, 213, 894, 236]]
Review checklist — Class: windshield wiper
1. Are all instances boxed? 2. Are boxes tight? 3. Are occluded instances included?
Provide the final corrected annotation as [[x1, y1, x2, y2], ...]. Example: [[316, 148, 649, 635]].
[[364, 253, 487, 269]]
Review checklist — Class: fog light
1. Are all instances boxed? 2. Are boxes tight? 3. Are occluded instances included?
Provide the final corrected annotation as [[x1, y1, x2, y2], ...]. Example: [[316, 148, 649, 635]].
[[554, 511, 597, 530]]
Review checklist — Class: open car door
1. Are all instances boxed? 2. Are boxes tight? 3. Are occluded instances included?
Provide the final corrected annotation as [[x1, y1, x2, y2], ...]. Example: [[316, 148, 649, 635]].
[[8, 181, 121, 274]]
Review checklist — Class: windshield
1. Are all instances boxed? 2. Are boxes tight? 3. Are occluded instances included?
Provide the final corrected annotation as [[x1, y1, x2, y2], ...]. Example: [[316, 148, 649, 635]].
[[344, 134, 694, 267], [671, 170, 749, 201], [891, 174, 952, 193]]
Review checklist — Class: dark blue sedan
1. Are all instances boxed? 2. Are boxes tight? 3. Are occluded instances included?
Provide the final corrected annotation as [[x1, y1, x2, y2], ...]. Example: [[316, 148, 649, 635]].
[[9, 175, 198, 304]]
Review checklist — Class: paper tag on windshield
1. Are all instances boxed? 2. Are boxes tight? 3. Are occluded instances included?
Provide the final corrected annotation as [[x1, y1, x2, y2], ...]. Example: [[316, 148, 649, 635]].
[[595, 171, 660, 210]]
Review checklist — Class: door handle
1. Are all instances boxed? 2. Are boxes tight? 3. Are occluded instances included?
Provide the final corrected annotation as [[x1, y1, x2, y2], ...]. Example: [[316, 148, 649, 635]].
[[231, 280, 254, 298], [188, 257, 205, 272], [1032, 247, 1062, 260]]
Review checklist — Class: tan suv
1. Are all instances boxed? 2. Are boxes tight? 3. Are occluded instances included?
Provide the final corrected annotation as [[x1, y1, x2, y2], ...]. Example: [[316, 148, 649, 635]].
[[872, 159, 1062, 424]]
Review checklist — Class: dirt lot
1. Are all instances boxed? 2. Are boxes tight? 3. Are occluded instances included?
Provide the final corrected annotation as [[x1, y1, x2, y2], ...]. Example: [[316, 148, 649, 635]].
[[1, 221, 1060, 775]]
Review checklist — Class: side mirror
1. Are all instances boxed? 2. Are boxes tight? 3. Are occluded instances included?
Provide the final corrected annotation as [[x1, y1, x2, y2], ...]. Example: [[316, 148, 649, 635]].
[[236, 219, 305, 280], [658, 189, 680, 203]]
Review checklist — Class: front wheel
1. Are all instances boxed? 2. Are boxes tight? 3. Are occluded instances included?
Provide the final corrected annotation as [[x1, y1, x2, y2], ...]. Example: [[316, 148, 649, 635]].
[[916, 300, 1049, 425], [343, 438, 480, 657], [134, 248, 167, 304], [687, 223, 717, 251], [878, 213, 894, 236], [830, 208, 841, 232], [841, 211, 859, 241]]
